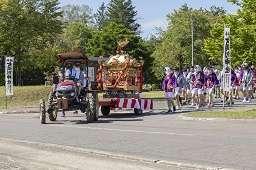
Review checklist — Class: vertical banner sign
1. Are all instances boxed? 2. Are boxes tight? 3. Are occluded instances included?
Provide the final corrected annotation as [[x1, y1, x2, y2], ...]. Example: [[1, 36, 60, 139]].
[[223, 27, 231, 92], [5, 56, 14, 96]]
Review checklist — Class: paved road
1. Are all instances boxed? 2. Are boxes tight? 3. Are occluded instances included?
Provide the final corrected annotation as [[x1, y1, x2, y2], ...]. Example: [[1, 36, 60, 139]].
[[0, 138, 173, 170], [0, 99, 256, 169]]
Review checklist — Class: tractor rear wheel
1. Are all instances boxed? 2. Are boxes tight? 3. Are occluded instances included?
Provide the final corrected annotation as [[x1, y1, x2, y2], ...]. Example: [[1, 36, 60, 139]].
[[86, 96, 94, 123], [92, 91, 99, 121], [39, 99, 46, 124], [101, 106, 110, 115]]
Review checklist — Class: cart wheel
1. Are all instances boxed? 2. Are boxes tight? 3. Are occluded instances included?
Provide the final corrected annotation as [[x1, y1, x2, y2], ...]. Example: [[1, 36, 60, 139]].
[[39, 99, 46, 124], [48, 91, 57, 121], [92, 91, 99, 121], [101, 106, 110, 115], [134, 108, 142, 115], [86, 95, 94, 123]]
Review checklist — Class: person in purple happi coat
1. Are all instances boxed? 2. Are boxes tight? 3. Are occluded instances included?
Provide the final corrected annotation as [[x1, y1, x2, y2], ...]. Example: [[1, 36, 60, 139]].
[[206, 67, 219, 107], [191, 65, 205, 110], [162, 67, 177, 113]]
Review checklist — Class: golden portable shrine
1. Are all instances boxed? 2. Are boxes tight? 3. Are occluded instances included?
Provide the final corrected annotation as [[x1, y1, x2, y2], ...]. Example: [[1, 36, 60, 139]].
[[96, 40, 153, 116], [97, 40, 144, 92]]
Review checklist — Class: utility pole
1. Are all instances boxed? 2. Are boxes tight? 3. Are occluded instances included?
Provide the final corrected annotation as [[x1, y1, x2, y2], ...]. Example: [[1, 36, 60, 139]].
[[191, 14, 194, 66]]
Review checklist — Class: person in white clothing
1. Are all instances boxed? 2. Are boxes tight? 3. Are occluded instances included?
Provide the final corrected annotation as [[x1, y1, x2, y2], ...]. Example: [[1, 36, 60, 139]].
[[241, 63, 254, 103], [82, 71, 91, 89]]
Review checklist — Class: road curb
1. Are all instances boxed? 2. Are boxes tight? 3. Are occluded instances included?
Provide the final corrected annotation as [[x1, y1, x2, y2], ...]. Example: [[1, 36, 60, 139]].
[[0, 110, 38, 114], [0, 137, 224, 170]]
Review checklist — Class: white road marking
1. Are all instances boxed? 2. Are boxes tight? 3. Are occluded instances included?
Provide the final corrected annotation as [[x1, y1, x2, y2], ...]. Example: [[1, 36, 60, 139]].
[[49, 124, 195, 136]]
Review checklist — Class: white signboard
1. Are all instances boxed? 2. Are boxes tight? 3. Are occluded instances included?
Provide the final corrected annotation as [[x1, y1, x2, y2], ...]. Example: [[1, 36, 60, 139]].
[[223, 73, 231, 92], [223, 27, 230, 70], [223, 27, 231, 92], [5, 56, 14, 96], [88, 67, 95, 82]]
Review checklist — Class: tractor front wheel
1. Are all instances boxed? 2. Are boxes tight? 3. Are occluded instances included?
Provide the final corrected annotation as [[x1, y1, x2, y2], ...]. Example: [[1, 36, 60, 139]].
[[39, 99, 46, 124]]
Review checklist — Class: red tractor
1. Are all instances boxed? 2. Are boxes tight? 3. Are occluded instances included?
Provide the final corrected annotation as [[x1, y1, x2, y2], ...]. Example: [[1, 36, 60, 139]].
[[39, 52, 99, 124]]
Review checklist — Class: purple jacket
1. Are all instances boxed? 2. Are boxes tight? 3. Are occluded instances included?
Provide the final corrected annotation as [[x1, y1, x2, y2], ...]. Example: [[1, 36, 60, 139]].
[[192, 71, 205, 89], [162, 74, 177, 92], [231, 71, 237, 85], [206, 72, 219, 88]]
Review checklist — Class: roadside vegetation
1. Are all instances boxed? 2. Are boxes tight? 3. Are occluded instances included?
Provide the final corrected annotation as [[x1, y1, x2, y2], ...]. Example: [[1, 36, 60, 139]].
[[185, 109, 256, 119], [0, 86, 52, 109]]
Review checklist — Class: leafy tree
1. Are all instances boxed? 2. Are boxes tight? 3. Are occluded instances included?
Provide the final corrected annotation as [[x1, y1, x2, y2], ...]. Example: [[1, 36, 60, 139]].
[[106, 0, 141, 34], [94, 2, 108, 30], [87, 22, 141, 57], [22, 43, 62, 85], [59, 22, 93, 53], [204, 0, 256, 67], [142, 35, 160, 85], [0, 0, 63, 85], [208, 6, 227, 16], [151, 4, 220, 80], [61, 4, 94, 26]]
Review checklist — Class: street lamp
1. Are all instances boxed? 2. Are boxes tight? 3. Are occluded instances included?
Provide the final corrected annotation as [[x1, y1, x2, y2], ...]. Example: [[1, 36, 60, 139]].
[[191, 14, 194, 66]]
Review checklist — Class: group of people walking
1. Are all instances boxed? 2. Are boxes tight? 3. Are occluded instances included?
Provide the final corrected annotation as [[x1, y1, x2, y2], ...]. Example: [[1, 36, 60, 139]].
[[162, 63, 256, 113]]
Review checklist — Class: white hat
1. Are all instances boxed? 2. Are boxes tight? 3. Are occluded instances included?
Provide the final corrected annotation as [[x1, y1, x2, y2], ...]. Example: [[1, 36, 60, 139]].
[[195, 65, 201, 72], [165, 67, 172, 75]]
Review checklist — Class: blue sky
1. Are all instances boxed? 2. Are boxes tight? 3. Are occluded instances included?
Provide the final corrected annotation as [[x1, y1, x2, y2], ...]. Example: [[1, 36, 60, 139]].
[[58, 0, 239, 39]]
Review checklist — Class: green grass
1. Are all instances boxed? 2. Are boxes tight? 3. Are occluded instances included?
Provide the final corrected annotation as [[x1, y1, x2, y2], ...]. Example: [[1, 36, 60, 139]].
[[141, 90, 164, 99], [0, 86, 52, 109], [185, 109, 256, 119]]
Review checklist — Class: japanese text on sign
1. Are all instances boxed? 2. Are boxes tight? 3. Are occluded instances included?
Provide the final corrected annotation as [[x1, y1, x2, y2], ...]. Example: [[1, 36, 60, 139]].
[[223, 27, 231, 73], [223, 73, 231, 92], [5, 57, 14, 96]]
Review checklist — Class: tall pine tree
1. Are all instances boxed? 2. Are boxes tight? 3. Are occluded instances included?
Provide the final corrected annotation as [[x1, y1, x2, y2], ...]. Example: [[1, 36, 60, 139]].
[[106, 0, 140, 34], [94, 2, 108, 30]]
